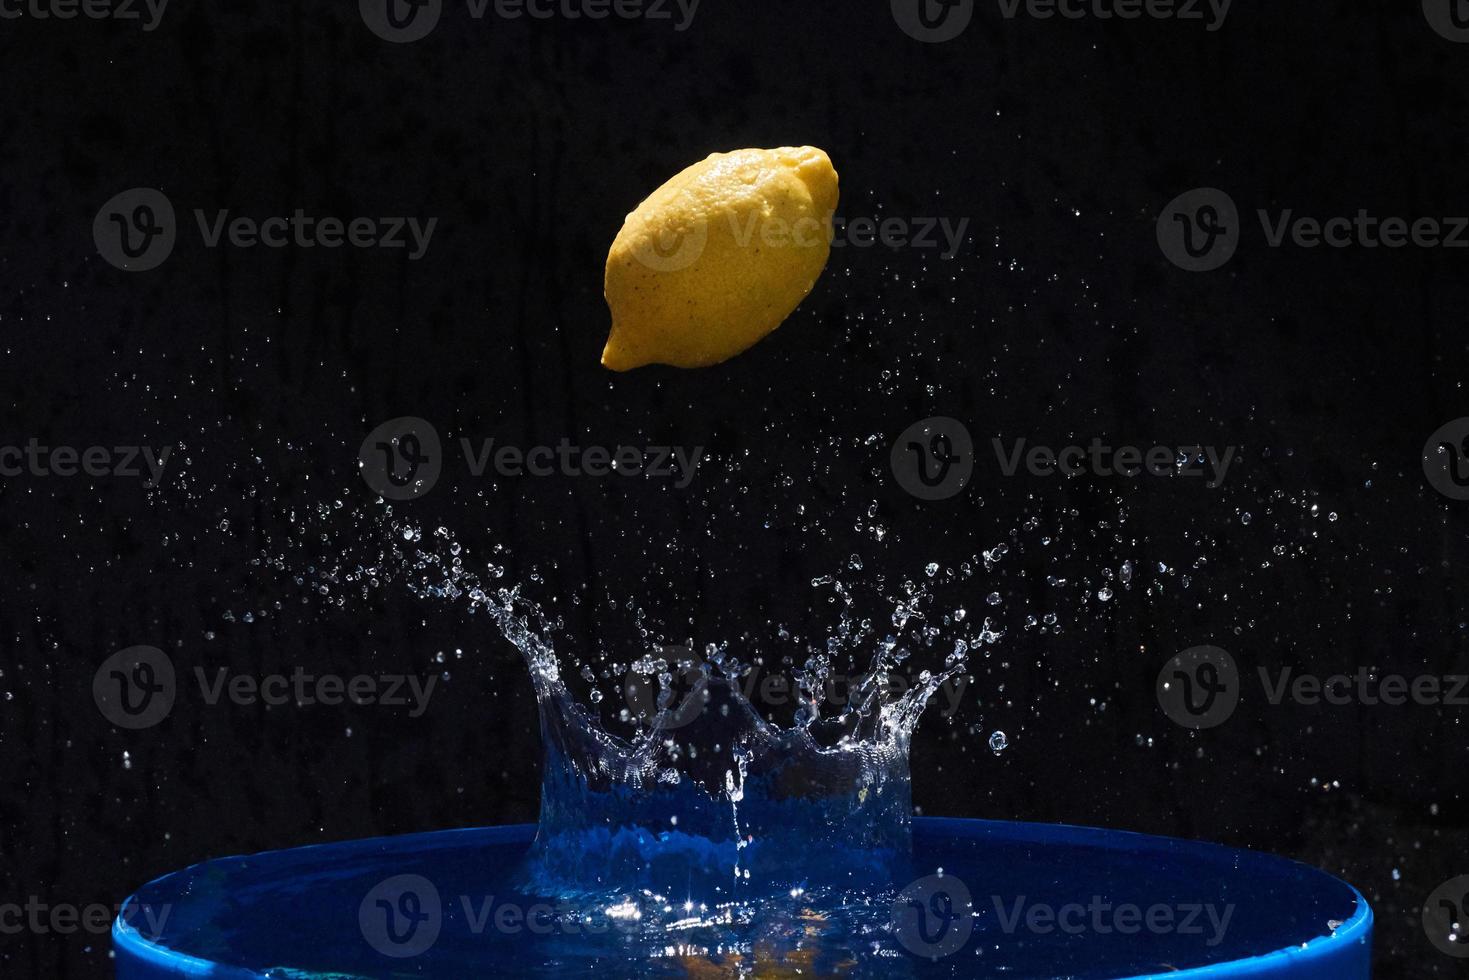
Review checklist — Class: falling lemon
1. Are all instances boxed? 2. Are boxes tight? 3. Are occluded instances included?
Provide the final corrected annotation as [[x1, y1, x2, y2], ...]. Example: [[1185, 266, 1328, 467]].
[[602, 146, 839, 370]]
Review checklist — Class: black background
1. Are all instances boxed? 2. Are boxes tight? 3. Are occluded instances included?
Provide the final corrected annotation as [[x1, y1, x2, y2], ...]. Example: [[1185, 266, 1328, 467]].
[[1, 1, 1467, 977]]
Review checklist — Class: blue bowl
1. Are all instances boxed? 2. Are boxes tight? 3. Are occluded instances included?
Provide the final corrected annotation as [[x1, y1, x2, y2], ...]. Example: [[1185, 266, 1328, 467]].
[[114, 818, 1372, 979]]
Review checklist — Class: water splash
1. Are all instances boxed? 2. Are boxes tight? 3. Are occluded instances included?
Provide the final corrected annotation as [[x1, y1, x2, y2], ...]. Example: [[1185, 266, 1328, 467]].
[[196, 467, 1352, 973], [246, 502, 1020, 946], [393, 527, 974, 904]]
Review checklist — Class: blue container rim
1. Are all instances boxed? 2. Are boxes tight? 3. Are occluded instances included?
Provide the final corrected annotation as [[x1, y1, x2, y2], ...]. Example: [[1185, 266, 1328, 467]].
[[113, 817, 1373, 979]]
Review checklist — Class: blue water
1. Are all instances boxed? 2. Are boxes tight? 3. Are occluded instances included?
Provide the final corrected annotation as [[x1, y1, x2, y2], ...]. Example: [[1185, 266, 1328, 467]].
[[116, 819, 1369, 979]]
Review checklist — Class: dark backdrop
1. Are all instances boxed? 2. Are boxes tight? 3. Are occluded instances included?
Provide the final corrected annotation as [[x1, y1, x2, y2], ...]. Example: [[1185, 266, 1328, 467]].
[[1, 2, 1466, 977]]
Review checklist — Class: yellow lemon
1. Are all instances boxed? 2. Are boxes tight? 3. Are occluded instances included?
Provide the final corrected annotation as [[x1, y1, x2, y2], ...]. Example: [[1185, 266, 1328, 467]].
[[602, 146, 839, 370]]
